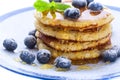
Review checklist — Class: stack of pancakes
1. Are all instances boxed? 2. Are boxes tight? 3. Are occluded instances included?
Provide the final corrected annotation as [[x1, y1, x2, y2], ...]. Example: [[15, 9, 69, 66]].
[[34, 7, 114, 64]]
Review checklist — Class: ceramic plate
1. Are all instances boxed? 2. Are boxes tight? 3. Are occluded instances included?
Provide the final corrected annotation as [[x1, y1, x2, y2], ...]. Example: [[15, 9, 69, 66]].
[[0, 6, 120, 80]]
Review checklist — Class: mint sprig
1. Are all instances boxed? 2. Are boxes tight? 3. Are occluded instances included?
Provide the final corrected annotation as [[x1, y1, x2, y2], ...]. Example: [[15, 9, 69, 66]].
[[34, 0, 71, 13]]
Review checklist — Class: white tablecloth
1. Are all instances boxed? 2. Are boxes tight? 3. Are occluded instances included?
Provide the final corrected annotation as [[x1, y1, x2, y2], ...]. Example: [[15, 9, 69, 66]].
[[0, 0, 120, 80]]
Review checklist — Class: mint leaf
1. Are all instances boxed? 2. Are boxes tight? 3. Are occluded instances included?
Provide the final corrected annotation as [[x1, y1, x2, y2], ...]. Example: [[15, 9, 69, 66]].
[[49, 1, 56, 11], [55, 3, 71, 12], [34, 0, 50, 12], [34, 0, 71, 12], [33, 0, 71, 18]]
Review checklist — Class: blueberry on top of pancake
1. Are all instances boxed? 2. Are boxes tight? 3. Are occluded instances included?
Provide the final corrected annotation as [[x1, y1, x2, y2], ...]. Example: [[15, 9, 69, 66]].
[[64, 8, 80, 20], [88, 1, 103, 12], [72, 0, 87, 8]]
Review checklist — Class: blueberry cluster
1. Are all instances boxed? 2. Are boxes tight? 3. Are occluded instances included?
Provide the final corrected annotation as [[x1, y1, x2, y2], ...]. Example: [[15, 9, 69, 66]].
[[3, 30, 37, 51], [2, 30, 72, 69], [63, 0, 103, 20], [19, 49, 52, 64], [102, 46, 120, 62], [19, 48, 72, 69], [2, 29, 120, 69]]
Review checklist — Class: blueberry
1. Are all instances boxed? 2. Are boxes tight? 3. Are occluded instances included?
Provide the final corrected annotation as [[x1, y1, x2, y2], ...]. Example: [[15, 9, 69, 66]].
[[49, 0, 61, 2], [102, 49, 118, 62], [88, 2, 103, 11], [3, 38, 17, 51], [64, 8, 80, 20], [111, 45, 120, 57], [24, 35, 36, 49], [54, 56, 71, 69], [28, 29, 36, 37], [37, 49, 51, 64], [20, 50, 35, 64], [86, 0, 94, 5], [72, 0, 87, 8]]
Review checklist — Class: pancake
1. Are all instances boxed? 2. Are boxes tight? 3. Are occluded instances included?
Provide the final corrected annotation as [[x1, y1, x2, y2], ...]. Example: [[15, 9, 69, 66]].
[[34, 1, 114, 64], [34, 8, 114, 31], [37, 38, 111, 60], [35, 21, 111, 41], [37, 32, 111, 52], [35, 19, 103, 32]]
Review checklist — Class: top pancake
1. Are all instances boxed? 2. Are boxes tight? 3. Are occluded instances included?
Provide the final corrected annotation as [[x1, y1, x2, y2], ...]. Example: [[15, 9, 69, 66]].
[[34, 8, 114, 31]]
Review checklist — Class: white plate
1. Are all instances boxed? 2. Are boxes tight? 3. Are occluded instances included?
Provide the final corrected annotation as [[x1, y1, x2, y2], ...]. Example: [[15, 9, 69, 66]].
[[0, 6, 120, 80]]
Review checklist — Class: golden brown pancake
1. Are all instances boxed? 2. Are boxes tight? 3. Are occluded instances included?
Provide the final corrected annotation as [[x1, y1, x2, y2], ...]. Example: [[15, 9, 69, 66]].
[[34, 8, 114, 31], [34, 1, 114, 64], [37, 39, 111, 60], [37, 32, 111, 52], [35, 19, 103, 32], [35, 21, 111, 41]]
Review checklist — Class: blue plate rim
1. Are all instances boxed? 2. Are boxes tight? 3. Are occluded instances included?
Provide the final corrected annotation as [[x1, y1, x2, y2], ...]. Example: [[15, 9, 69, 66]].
[[0, 6, 120, 80]]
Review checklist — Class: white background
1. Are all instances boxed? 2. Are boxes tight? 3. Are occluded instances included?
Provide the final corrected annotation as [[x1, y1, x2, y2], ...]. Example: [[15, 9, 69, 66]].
[[0, 0, 120, 80]]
